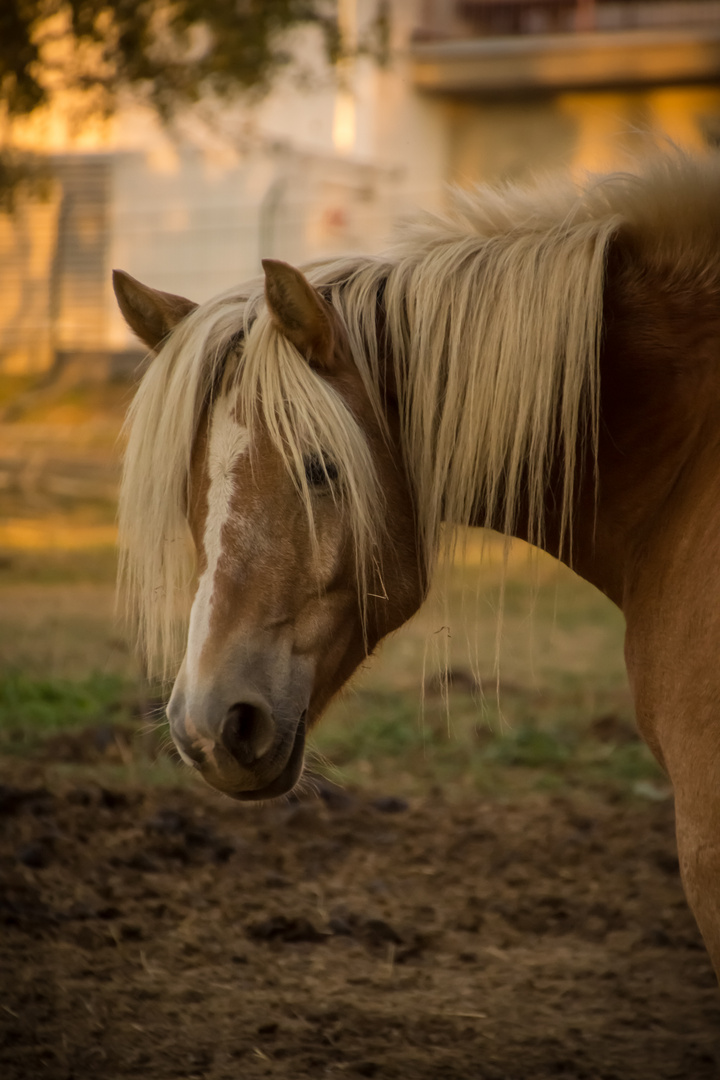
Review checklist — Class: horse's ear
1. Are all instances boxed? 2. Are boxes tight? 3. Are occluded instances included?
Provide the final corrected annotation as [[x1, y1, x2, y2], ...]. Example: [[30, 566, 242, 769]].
[[113, 270, 198, 352], [262, 259, 334, 370]]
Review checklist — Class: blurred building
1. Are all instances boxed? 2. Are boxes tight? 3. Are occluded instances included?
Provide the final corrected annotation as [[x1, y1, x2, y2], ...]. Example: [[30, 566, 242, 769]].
[[1, 0, 720, 375], [409, 0, 720, 181]]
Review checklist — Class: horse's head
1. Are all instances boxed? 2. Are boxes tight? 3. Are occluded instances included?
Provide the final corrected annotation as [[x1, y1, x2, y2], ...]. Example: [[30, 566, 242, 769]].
[[115, 261, 425, 800]]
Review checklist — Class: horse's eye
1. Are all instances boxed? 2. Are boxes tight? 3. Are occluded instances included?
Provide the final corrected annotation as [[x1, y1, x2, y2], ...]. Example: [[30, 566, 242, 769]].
[[304, 455, 338, 488]]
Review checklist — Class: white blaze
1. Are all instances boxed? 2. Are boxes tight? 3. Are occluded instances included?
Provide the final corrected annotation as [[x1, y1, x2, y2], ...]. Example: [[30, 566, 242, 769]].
[[186, 393, 250, 678]]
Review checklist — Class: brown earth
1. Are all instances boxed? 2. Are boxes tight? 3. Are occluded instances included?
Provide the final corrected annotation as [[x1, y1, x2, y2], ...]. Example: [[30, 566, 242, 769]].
[[1, 753, 719, 1080]]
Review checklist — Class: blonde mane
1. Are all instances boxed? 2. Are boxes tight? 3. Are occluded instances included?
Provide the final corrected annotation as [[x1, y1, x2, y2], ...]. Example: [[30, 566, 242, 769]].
[[119, 152, 720, 680]]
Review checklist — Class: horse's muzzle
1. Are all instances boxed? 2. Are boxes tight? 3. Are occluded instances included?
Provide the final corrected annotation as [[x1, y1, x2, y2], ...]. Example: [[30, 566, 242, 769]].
[[167, 684, 307, 800], [228, 713, 306, 801]]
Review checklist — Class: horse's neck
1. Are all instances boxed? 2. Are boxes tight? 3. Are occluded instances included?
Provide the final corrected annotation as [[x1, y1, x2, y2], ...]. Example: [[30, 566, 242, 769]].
[[552, 255, 720, 610], [376, 245, 720, 611]]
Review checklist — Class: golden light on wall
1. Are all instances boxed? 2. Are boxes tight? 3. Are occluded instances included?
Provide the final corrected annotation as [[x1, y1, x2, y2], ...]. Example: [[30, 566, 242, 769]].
[[333, 0, 357, 155], [558, 86, 720, 176], [333, 88, 356, 153]]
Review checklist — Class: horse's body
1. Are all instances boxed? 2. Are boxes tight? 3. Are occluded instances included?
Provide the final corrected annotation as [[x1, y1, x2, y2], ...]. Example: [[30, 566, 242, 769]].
[[115, 153, 720, 979]]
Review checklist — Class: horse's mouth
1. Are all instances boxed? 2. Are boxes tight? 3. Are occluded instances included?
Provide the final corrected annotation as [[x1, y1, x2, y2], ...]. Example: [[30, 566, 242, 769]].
[[225, 713, 307, 802]]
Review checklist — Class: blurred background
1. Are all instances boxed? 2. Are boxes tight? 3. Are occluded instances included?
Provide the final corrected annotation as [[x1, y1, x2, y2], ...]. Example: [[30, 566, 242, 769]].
[[5, 6, 720, 1076], [3, 0, 719, 793]]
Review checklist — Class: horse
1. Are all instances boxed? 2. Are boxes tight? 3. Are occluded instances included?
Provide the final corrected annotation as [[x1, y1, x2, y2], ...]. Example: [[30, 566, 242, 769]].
[[114, 151, 720, 981]]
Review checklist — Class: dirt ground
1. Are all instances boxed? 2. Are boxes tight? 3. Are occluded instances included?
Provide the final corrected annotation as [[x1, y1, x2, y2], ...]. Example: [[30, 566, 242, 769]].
[[2, 747, 719, 1080]]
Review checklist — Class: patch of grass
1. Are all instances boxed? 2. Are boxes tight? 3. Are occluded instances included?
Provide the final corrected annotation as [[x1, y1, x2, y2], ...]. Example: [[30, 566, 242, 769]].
[[312, 680, 664, 800], [485, 725, 573, 768], [0, 669, 134, 744], [0, 665, 188, 788], [316, 693, 427, 763], [584, 741, 662, 784]]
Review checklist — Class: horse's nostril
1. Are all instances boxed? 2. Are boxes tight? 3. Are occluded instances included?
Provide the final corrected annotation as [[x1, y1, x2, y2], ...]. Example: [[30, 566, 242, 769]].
[[222, 702, 267, 767]]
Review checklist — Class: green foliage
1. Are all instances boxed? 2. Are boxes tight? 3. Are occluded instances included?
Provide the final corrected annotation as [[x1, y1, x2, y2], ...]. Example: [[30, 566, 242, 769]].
[[0, 1, 45, 117], [0, 1, 392, 204], [2, 1, 335, 121]]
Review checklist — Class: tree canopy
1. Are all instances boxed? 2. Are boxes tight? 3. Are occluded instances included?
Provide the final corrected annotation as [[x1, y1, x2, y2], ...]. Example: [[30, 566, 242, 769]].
[[1, 1, 344, 122], [0, 1, 389, 205]]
